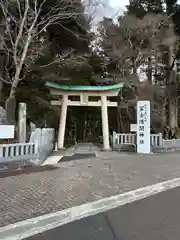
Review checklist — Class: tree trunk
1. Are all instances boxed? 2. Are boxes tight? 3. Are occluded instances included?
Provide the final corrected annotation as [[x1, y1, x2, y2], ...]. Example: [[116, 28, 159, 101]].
[[117, 107, 121, 132], [0, 18, 5, 103], [168, 98, 177, 136], [5, 32, 32, 124], [161, 101, 166, 133], [0, 59, 3, 103], [147, 57, 152, 83], [5, 80, 18, 124], [117, 106, 124, 132], [167, 45, 177, 137], [5, 96, 16, 124]]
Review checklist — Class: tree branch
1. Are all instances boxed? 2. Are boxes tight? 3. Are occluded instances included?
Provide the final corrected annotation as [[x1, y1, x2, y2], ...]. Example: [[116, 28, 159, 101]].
[[13, 0, 29, 65], [40, 49, 74, 68]]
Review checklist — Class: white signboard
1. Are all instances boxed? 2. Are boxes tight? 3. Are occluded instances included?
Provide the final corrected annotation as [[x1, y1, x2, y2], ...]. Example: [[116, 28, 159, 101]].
[[0, 125, 15, 139], [137, 101, 150, 154], [130, 124, 137, 132]]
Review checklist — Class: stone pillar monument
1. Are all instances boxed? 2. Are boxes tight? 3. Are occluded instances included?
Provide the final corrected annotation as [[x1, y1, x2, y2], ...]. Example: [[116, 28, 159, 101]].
[[18, 102, 26, 142]]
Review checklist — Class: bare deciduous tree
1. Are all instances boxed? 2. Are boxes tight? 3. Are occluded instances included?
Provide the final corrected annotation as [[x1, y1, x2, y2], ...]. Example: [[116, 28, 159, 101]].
[[99, 13, 175, 81], [83, 0, 106, 24], [0, 0, 86, 123]]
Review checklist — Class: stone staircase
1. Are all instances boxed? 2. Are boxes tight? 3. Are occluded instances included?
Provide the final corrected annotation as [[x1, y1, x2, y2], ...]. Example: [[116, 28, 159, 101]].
[[60, 143, 99, 162]]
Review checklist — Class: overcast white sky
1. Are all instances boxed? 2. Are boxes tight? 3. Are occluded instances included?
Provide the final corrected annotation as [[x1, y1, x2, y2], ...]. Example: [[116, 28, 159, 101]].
[[110, 0, 180, 8], [107, 0, 129, 20], [110, 0, 129, 8], [89, 0, 180, 26]]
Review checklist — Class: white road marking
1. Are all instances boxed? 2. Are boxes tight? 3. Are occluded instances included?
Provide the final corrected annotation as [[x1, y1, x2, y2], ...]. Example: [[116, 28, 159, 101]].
[[1, 177, 180, 240]]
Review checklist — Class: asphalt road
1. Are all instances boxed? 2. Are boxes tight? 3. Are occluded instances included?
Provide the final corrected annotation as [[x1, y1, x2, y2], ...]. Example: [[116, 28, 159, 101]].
[[26, 186, 180, 240]]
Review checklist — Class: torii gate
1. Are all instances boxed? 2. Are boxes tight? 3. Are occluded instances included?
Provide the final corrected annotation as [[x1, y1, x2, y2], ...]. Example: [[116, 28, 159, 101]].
[[46, 81, 124, 150]]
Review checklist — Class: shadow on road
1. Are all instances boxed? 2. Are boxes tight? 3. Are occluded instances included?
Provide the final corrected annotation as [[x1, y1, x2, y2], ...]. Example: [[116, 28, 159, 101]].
[[59, 153, 96, 163], [0, 165, 58, 178]]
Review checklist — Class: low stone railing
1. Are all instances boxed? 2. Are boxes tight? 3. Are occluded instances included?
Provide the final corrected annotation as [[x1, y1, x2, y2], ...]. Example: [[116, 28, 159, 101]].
[[112, 131, 180, 152], [0, 141, 38, 163], [0, 128, 54, 165], [112, 132, 163, 148]]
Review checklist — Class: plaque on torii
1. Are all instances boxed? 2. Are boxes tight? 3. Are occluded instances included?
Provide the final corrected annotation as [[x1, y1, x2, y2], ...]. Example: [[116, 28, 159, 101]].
[[80, 93, 88, 105]]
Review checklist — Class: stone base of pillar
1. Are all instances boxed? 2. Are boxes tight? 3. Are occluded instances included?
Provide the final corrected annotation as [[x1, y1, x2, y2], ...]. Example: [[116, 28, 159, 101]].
[[101, 147, 112, 152], [57, 147, 66, 151]]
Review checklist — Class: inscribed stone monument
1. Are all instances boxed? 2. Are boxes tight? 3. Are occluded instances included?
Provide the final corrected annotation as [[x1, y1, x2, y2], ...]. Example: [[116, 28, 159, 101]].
[[0, 106, 8, 124]]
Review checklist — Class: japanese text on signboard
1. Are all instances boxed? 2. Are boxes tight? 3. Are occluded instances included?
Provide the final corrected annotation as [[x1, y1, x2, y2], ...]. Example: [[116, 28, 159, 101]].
[[138, 104, 148, 145]]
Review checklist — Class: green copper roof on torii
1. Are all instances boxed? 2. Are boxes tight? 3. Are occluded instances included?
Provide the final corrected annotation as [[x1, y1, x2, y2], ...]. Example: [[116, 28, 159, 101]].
[[46, 81, 124, 91]]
